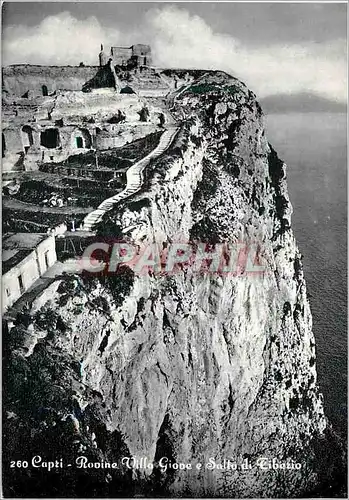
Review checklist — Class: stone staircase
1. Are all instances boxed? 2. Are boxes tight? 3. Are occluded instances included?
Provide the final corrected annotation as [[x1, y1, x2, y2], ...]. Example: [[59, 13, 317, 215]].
[[81, 126, 179, 231]]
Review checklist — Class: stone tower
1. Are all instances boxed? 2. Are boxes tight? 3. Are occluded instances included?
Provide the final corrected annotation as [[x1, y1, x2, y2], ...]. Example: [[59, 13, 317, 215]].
[[99, 44, 107, 67]]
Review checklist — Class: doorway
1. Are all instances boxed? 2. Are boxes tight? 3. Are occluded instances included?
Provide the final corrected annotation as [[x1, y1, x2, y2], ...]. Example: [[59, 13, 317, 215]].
[[18, 274, 25, 294], [40, 128, 60, 149], [42, 85, 48, 97], [2, 133, 5, 158], [74, 129, 92, 149], [22, 126, 34, 153], [44, 250, 50, 270]]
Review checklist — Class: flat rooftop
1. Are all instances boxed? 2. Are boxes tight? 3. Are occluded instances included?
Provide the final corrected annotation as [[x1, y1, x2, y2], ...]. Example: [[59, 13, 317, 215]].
[[2, 232, 48, 275]]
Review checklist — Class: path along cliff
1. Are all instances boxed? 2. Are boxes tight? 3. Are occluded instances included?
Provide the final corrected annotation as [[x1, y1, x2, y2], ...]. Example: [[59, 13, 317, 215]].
[[3, 70, 344, 498]]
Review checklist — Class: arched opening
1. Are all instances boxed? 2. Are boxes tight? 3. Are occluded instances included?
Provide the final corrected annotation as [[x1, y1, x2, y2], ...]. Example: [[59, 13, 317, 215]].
[[120, 86, 135, 95], [2, 133, 6, 158], [21, 126, 34, 154], [40, 128, 60, 149], [42, 85, 48, 97], [143, 57, 147, 65], [73, 128, 92, 149]]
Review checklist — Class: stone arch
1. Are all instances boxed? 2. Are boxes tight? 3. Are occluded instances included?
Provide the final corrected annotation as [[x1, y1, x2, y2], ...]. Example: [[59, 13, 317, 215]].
[[120, 86, 135, 95], [40, 128, 60, 149], [72, 128, 92, 149], [42, 85, 48, 97], [21, 125, 34, 153]]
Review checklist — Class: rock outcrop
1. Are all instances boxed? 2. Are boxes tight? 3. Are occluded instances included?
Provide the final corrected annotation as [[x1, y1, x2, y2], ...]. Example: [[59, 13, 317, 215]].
[[3, 71, 343, 498]]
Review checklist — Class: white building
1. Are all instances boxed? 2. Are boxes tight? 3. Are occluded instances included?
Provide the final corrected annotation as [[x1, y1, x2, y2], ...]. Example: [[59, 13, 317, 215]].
[[2, 233, 57, 312]]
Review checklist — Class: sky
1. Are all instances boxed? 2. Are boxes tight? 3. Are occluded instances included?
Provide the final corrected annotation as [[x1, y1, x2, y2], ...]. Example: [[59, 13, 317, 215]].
[[2, 2, 347, 103]]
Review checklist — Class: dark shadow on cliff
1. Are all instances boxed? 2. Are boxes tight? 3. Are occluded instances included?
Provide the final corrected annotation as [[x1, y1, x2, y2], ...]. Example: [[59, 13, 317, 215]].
[[82, 65, 115, 92]]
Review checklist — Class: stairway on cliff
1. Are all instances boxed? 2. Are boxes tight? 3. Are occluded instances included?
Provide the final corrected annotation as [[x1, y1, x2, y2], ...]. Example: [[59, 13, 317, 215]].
[[81, 125, 179, 231]]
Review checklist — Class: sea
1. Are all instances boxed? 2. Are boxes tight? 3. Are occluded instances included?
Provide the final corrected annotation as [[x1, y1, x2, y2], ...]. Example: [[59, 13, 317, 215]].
[[265, 112, 347, 440]]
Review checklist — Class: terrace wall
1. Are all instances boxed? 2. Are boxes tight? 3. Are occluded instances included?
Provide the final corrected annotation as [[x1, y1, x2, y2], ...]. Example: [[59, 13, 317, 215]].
[[3, 65, 99, 96]]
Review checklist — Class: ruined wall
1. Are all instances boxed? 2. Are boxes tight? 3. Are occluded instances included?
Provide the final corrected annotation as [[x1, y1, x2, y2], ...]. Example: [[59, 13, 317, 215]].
[[111, 47, 133, 66], [2, 122, 96, 169], [2, 127, 25, 172], [107, 45, 152, 67], [2, 65, 99, 97], [2, 127, 22, 154], [132, 44, 152, 66], [38, 125, 96, 162], [2, 87, 163, 172]]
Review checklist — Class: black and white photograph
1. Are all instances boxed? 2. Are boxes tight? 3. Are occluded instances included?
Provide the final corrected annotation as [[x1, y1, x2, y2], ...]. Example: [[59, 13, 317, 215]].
[[1, 1, 347, 498]]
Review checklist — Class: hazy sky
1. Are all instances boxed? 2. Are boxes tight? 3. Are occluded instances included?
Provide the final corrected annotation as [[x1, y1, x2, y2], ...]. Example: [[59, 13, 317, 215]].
[[2, 2, 347, 102]]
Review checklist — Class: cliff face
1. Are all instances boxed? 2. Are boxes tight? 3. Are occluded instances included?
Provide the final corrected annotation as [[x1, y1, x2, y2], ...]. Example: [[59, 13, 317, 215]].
[[3, 71, 338, 498]]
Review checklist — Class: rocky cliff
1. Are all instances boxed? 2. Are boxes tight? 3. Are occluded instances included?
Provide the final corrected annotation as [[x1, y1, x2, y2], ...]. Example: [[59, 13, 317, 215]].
[[3, 71, 343, 498]]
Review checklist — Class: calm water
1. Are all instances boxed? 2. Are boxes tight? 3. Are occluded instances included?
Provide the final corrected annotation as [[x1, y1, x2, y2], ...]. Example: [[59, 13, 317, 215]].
[[265, 113, 347, 439]]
